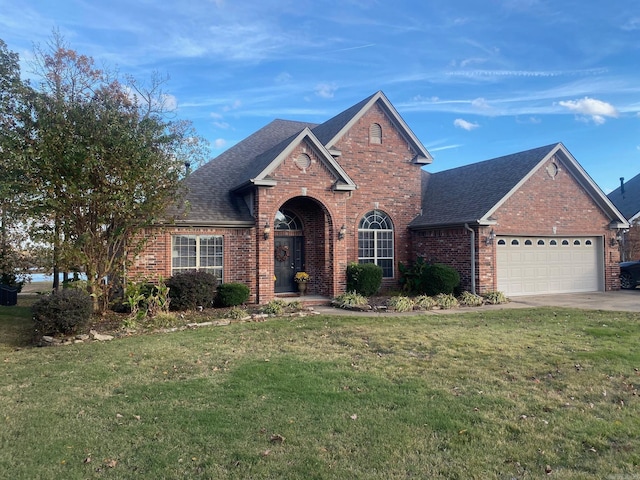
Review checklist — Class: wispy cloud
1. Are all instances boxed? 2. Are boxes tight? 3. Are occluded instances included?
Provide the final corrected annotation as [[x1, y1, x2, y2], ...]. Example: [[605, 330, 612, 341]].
[[315, 83, 338, 99], [454, 119, 480, 131], [557, 97, 619, 124]]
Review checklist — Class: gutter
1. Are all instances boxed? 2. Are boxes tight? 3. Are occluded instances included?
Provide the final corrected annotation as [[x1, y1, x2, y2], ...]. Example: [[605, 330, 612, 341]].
[[464, 223, 476, 295]]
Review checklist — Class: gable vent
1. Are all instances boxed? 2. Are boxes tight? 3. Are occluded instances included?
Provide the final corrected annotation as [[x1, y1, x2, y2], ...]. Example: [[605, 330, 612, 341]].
[[369, 123, 382, 144]]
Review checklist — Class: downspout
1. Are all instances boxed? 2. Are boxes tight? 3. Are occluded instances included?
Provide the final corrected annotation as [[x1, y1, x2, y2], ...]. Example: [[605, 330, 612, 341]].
[[464, 223, 476, 295]]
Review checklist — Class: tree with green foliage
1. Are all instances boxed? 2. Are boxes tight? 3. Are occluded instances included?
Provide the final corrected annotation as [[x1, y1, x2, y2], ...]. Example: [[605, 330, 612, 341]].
[[0, 39, 35, 289], [3, 33, 208, 311]]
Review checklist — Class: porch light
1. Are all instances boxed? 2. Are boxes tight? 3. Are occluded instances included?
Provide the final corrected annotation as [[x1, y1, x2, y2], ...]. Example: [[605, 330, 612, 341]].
[[263, 222, 271, 240], [338, 225, 346, 240], [485, 228, 496, 246]]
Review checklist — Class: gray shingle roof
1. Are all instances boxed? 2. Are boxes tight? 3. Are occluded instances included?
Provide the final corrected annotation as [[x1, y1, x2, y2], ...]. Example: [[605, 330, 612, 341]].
[[173, 119, 314, 225], [607, 173, 640, 221], [410, 144, 559, 228]]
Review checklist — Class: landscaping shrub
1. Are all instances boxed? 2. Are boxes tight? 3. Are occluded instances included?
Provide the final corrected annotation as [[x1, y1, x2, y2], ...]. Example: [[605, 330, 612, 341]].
[[434, 293, 459, 309], [261, 299, 287, 315], [332, 291, 369, 309], [414, 294, 437, 310], [346, 262, 382, 296], [420, 263, 460, 296], [387, 295, 415, 312], [215, 282, 250, 307], [32, 289, 93, 336], [482, 291, 509, 305], [458, 291, 484, 307], [167, 271, 218, 311], [398, 257, 429, 294]]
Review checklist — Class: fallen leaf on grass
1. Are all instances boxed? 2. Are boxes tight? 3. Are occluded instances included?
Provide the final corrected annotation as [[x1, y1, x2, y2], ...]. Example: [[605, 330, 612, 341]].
[[260, 450, 271, 457], [269, 434, 285, 444], [105, 459, 118, 468], [350, 414, 358, 420]]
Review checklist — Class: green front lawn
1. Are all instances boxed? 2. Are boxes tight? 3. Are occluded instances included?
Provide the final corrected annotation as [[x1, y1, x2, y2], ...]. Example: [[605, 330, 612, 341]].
[[1, 299, 639, 479]]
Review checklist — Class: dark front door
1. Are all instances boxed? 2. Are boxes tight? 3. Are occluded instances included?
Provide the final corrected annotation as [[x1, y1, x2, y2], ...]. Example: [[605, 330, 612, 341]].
[[274, 236, 304, 293]]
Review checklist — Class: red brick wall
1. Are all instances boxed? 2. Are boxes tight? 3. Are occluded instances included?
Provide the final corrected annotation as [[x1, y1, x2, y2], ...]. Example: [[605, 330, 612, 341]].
[[132, 100, 430, 303], [330, 103, 424, 289], [412, 156, 621, 293]]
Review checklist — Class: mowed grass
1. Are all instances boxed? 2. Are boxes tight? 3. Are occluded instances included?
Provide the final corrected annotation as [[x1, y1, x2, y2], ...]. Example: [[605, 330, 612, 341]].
[[1, 299, 639, 479]]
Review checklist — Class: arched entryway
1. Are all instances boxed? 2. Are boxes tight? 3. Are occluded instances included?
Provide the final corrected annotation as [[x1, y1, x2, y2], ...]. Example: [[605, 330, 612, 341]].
[[273, 197, 334, 297], [274, 210, 304, 293]]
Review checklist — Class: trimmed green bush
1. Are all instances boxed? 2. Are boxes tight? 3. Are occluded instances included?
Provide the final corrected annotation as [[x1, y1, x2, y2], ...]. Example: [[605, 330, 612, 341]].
[[420, 263, 460, 296], [346, 262, 383, 297], [32, 289, 93, 336], [167, 271, 219, 311], [216, 282, 250, 307]]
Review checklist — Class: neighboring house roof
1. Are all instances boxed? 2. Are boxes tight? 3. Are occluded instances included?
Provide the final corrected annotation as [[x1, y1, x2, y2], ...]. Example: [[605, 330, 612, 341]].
[[607, 173, 640, 223], [172, 91, 431, 226], [410, 143, 628, 229]]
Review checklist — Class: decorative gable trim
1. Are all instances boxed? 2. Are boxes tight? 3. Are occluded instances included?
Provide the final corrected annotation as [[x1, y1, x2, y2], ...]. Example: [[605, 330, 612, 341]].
[[481, 143, 628, 228], [231, 127, 357, 193], [325, 91, 433, 165]]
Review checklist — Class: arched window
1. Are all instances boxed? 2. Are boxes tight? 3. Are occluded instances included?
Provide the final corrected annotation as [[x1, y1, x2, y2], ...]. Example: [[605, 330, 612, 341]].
[[369, 123, 382, 144], [358, 210, 393, 277], [274, 210, 302, 231]]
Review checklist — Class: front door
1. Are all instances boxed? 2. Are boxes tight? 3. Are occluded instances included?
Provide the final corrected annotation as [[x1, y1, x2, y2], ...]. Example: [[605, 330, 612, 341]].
[[274, 236, 304, 293]]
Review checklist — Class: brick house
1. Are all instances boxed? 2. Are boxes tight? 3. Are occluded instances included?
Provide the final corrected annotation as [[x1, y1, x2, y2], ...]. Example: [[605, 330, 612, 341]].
[[130, 91, 628, 302], [608, 175, 640, 261]]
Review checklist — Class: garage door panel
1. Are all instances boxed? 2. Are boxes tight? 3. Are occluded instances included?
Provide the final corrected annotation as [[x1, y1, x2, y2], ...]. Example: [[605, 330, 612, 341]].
[[497, 236, 602, 296]]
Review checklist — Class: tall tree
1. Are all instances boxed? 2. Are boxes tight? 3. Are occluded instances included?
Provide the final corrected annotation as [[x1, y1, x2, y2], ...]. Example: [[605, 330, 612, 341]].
[[20, 32, 208, 311], [0, 39, 34, 289]]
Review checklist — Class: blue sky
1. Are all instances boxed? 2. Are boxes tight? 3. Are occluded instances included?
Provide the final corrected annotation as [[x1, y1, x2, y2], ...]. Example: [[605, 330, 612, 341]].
[[2, 0, 639, 193]]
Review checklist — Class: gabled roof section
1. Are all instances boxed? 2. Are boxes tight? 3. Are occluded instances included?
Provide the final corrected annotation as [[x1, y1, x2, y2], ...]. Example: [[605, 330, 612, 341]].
[[312, 91, 433, 165], [410, 143, 628, 229], [231, 127, 356, 193], [608, 172, 640, 222], [171, 119, 315, 225]]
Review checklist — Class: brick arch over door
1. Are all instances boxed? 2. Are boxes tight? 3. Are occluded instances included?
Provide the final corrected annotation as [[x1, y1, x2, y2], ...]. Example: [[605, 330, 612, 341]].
[[275, 196, 338, 298]]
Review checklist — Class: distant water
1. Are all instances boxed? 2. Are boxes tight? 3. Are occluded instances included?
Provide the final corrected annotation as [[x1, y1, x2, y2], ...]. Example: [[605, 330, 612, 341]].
[[28, 273, 87, 283]]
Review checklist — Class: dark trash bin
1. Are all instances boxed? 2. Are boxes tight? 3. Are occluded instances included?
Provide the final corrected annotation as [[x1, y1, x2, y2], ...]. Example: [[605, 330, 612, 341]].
[[0, 284, 18, 306]]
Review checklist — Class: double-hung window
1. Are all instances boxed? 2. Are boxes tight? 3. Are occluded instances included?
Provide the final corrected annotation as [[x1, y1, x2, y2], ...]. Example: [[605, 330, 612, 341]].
[[171, 235, 223, 281]]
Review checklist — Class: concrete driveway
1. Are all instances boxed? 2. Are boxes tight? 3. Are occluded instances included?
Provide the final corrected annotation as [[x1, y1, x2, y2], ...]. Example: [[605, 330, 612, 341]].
[[506, 290, 640, 313]]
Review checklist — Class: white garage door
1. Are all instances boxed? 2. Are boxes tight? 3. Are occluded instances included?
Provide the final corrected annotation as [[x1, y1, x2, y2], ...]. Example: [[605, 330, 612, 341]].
[[496, 236, 603, 296]]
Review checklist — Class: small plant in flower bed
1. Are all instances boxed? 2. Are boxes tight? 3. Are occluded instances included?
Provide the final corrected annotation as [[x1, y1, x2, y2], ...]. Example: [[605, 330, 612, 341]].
[[226, 306, 250, 320], [387, 295, 415, 312], [332, 291, 369, 309], [414, 294, 437, 310], [482, 290, 509, 305], [435, 293, 459, 309], [458, 291, 485, 307], [261, 299, 287, 315]]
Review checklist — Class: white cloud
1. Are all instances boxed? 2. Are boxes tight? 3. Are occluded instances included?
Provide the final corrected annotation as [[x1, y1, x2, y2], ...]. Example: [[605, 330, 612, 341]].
[[454, 118, 480, 131], [621, 17, 640, 31], [214, 138, 227, 149], [222, 100, 242, 112], [558, 97, 619, 124], [275, 72, 292, 83], [315, 83, 337, 99]]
